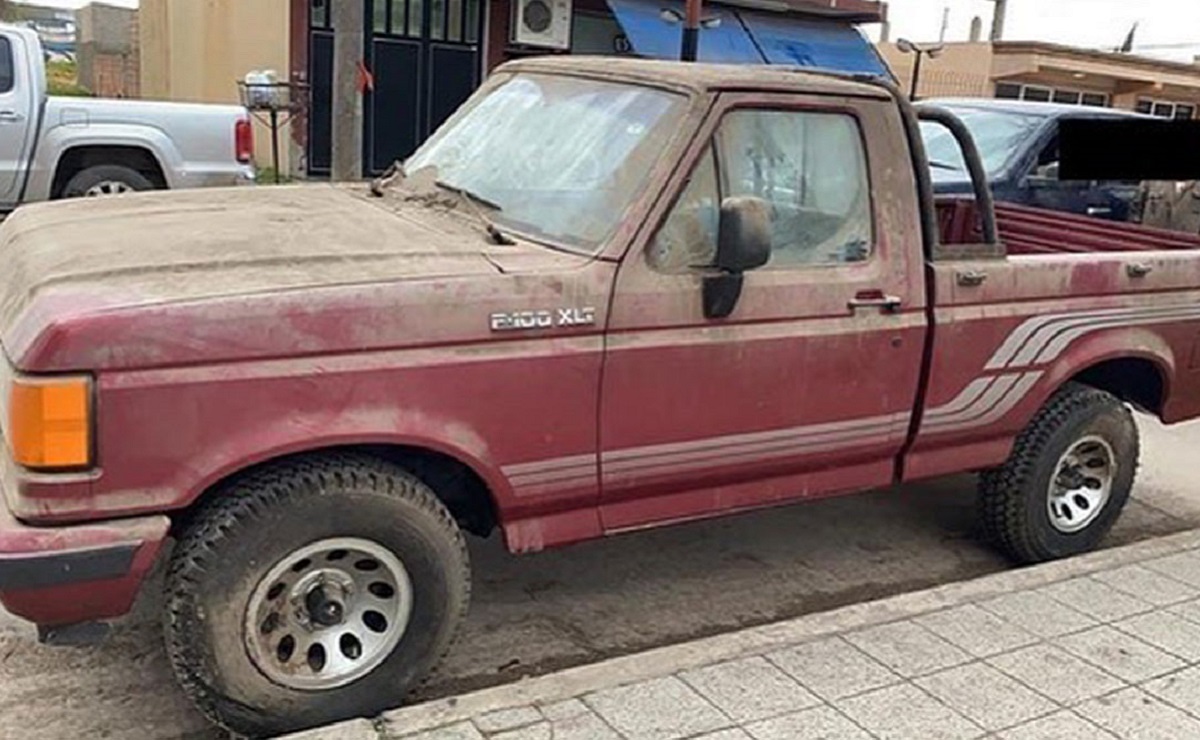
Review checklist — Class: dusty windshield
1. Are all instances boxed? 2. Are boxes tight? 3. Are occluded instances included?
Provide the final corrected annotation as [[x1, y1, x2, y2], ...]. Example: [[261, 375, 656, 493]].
[[404, 73, 687, 252]]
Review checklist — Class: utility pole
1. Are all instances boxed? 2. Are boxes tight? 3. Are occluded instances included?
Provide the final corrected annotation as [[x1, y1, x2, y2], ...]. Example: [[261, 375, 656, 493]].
[[990, 0, 1008, 41], [681, 0, 702, 61], [939, 6, 950, 43], [331, 0, 365, 181]]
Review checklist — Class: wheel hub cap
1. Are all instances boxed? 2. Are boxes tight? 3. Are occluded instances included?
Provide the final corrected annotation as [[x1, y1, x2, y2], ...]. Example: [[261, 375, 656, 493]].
[[244, 537, 413, 691], [84, 180, 133, 196], [1047, 435, 1116, 534]]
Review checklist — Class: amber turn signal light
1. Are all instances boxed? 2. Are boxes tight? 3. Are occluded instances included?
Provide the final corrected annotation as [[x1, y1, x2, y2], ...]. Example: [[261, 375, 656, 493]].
[[7, 376, 92, 469]]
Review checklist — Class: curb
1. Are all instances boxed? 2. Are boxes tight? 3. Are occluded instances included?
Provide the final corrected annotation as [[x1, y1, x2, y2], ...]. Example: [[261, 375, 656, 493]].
[[282, 527, 1200, 739]]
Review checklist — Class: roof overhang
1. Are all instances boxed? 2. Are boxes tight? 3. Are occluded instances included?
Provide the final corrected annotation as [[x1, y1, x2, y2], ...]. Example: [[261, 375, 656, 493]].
[[716, 0, 886, 23]]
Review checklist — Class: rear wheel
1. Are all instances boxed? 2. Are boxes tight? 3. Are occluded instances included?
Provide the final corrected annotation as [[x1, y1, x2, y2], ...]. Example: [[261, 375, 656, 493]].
[[62, 164, 154, 198], [164, 454, 471, 737], [978, 382, 1138, 564]]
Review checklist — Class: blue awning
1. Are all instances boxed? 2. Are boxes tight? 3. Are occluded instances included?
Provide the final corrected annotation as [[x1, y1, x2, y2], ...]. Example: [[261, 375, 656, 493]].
[[604, 0, 892, 78], [737, 12, 889, 76], [605, 0, 764, 64]]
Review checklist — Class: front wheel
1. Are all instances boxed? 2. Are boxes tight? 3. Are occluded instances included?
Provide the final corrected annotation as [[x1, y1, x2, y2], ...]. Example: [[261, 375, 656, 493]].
[[164, 454, 471, 737], [979, 382, 1139, 564]]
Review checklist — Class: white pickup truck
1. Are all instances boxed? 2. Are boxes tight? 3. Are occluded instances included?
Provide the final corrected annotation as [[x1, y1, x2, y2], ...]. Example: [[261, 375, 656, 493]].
[[0, 24, 254, 209]]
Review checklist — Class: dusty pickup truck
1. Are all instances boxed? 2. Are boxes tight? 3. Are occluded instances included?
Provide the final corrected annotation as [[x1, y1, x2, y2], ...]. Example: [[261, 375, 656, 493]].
[[0, 24, 253, 208], [3, 57, 1200, 736]]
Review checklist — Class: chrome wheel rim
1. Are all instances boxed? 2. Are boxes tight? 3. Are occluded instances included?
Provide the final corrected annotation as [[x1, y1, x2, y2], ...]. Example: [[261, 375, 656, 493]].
[[1047, 435, 1115, 534], [84, 180, 133, 196], [244, 537, 413, 691]]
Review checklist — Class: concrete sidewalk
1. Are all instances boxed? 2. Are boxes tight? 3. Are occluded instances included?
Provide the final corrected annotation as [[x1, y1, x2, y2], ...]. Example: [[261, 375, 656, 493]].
[[289, 528, 1200, 740]]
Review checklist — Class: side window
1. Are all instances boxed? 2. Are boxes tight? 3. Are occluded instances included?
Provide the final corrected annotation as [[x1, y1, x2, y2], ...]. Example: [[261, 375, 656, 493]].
[[717, 110, 872, 267], [648, 108, 872, 273], [0, 37, 13, 95], [647, 146, 719, 273]]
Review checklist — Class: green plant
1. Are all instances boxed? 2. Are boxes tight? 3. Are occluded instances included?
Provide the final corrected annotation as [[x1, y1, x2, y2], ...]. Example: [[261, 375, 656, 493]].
[[46, 60, 90, 97], [255, 167, 294, 185]]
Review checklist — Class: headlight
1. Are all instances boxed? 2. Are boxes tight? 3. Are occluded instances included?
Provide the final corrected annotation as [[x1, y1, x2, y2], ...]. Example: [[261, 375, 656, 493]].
[[3, 371, 92, 470]]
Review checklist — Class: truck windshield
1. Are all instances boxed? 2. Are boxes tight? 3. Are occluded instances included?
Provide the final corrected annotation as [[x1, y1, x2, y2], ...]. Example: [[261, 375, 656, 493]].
[[404, 73, 687, 253], [921, 109, 1046, 179]]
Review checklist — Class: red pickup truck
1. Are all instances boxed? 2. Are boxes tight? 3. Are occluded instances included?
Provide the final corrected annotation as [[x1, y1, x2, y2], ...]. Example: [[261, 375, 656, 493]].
[[3, 58, 1200, 735]]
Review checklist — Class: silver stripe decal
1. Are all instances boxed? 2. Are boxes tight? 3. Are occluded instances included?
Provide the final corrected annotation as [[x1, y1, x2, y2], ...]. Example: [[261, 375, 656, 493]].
[[606, 433, 896, 480], [924, 376, 995, 420], [507, 467, 597, 486], [1033, 308, 1200, 365], [604, 423, 902, 475], [925, 373, 1022, 429], [603, 412, 907, 464], [950, 371, 1043, 431], [506, 303, 1200, 488], [986, 305, 1154, 370], [1010, 305, 1200, 368], [989, 302, 1200, 370], [504, 453, 594, 477]]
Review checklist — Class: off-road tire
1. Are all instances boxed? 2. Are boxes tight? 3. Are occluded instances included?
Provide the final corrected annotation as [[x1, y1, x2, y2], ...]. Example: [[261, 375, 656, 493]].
[[979, 382, 1138, 564], [61, 164, 154, 198], [164, 453, 471, 737]]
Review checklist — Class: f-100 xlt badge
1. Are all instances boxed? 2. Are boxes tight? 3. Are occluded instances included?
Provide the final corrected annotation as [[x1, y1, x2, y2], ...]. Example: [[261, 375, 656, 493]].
[[490, 307, 596, 331]]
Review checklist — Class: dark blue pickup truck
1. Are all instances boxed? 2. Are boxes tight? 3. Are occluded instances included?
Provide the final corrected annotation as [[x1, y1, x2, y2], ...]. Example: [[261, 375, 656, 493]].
[[921, 98, 1148, 222]]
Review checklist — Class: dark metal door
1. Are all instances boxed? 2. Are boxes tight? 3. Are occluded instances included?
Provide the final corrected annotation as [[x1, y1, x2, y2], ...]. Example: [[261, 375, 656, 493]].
[[307, 1, 334, 175], [365, 0, 483, 175]]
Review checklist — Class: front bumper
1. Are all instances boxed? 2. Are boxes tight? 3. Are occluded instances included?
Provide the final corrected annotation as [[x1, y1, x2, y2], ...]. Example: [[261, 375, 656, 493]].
[[0, 499, 169, 628]]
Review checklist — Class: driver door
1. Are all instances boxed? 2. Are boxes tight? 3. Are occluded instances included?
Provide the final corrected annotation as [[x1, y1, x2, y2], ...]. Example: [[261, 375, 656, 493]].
[[597, 93, 928, 531]]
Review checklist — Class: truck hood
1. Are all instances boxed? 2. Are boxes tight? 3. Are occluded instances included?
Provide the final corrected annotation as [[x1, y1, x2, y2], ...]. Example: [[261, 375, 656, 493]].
[[0, 185, 594, 370]]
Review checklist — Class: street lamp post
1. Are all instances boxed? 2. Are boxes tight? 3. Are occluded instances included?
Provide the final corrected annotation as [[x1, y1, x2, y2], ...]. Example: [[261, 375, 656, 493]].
[[896, 38, 945, 100], [661, 0, 719, 62], [682, 0, 701, 61]]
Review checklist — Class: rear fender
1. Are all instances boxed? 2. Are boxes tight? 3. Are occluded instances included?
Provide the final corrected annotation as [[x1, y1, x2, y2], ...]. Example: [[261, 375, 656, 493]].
[[26, 124, 180, 200]]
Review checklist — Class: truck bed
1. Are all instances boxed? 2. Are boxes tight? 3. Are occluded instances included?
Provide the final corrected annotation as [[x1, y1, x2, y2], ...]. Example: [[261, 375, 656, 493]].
[[937, 198, 1200, 254]]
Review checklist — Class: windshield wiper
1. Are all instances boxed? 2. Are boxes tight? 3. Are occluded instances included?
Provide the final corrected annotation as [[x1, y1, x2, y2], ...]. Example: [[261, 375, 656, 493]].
[[928, 160, 961, 171], [435, 179, 515, 246]]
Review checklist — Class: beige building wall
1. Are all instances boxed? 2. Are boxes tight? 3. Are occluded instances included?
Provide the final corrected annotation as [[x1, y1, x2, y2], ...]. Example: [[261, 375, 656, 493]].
[[878, 40, 1200, 115], [140, 0, 292, 174], [878, 42, 995, 99]]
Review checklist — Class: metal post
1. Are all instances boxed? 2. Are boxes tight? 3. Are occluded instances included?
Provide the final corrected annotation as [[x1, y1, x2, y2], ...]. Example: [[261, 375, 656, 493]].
[[681, 0, 701, 61], [331, 0, 365, 181], [270, 109, 281, 184], [990, 0, 1007, 41], [910, 52, 923, 100]]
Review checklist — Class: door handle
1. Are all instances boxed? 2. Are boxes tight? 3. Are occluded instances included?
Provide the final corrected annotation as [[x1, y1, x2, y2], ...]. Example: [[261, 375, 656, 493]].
[[956, 269, 988, 287], [848, 291, 902, 313], [1127, 262, 1154, 278], [0, 110, 23, 122], [1086, 206, 1112, 218]]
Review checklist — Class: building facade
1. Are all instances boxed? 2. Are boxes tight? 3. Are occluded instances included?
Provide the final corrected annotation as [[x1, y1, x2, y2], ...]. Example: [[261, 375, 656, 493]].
[[878, 41, 1200, 118], [139, 0, 888, 179], [77, 3, 139, 98]]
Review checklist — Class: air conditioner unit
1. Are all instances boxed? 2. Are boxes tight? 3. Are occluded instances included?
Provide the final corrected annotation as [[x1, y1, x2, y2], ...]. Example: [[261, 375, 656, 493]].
[[512, 0, 573, 50]]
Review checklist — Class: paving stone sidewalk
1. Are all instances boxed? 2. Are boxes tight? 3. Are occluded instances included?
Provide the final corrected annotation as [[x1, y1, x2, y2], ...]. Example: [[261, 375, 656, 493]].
[[286, 528, 1200, 740]]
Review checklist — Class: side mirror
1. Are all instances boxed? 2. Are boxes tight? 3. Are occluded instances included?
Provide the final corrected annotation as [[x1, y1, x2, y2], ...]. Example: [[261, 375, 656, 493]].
[[1025, 162, 1060, 189], [704, 196, 772, 319]]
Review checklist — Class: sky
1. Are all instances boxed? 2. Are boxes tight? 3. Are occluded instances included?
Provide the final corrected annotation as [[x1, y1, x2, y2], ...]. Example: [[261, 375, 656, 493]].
[[15, 0, 1200, 62], [867, 0, 1200, 62]]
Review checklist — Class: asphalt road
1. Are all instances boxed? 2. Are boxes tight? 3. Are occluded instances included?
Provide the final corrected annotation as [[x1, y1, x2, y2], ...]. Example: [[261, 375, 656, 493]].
[[2, 416, 1199, 740]]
